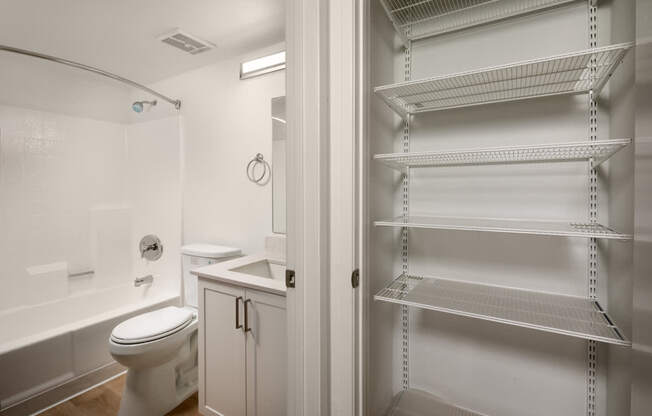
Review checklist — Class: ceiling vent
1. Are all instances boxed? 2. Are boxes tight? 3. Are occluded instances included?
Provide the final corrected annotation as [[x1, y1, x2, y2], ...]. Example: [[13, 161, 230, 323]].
[[159, 29, 214, 55]]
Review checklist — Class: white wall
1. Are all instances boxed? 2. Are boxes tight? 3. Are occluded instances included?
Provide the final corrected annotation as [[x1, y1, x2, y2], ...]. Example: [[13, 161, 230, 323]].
[[143, 44, 286, 255]]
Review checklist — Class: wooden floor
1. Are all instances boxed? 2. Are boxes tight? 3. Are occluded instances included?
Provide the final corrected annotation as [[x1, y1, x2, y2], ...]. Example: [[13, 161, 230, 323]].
[[38, 375, 199, 416]]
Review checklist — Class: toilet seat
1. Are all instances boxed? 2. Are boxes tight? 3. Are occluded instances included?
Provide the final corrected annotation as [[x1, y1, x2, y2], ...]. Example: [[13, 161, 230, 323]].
[[111, 306, 195, 345]]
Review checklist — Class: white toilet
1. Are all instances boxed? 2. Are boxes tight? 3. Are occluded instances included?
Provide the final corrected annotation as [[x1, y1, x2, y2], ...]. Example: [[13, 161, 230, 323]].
[[109, 244, 241, 416]]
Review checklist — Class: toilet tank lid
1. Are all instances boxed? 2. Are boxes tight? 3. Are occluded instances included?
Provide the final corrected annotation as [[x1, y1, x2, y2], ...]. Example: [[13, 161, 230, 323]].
[[181, 243, 241, 259]]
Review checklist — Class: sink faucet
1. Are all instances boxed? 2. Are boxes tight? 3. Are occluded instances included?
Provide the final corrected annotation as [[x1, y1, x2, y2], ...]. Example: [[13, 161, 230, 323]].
[[134, 275, 154, 287]]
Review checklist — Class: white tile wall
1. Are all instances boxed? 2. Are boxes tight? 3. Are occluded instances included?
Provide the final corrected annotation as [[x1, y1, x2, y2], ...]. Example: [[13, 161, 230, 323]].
[[126, 116, 182, 296], [0, 105, 181, 316]]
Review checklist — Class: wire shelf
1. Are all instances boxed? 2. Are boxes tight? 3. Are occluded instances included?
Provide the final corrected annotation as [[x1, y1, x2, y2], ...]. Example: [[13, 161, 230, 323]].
[[374, 215, 633, 240], [373, 139, 631, 171], [374, 43, 633, 118], [380, 0, 579, 44], [375, 274, 630, 346], [387, 389, 486, 416]]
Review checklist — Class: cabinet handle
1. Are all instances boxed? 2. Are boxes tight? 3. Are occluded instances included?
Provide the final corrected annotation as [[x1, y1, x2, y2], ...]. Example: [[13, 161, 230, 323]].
[[244, 299, 252, 332], [235, 296, 243, 330]]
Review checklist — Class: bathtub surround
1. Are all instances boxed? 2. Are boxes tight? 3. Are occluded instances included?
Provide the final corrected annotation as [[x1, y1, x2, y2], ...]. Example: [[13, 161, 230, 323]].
[[0, 106, 181, 316]]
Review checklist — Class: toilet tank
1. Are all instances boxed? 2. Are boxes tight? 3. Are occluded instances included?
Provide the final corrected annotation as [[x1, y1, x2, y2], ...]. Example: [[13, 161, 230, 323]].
[[181, 244, 242, 308]]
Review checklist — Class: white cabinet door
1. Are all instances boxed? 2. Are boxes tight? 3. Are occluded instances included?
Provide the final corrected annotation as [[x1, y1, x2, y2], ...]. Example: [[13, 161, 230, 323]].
[[245, 289, 287, 416], [200, 282, 246, 416]]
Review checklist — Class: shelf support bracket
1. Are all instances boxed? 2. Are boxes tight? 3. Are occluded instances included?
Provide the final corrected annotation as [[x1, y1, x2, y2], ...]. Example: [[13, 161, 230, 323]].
[[400, 33, 412, 392], [586, 1, 598, 415]]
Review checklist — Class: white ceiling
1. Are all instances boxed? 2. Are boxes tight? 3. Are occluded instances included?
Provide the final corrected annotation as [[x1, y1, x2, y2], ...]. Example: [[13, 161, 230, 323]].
[[0, 0, 285, 84]]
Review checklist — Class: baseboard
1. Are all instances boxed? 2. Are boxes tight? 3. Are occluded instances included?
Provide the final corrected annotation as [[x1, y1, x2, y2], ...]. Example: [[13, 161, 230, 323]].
[[0, 362, 126, 416]]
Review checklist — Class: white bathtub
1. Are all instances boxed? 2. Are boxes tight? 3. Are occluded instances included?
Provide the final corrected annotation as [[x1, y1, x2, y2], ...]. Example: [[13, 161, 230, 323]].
[[0, 285, 179, 410]]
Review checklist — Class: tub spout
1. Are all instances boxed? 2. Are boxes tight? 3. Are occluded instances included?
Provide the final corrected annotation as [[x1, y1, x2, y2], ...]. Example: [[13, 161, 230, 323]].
[[134, 275, 154, 287]]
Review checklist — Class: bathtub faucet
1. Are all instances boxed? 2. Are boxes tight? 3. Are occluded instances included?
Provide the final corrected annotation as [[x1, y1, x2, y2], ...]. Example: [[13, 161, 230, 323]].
[[141, 242, 159, 258], [134, 275, 154, 287], [139, 235, 163, 261]]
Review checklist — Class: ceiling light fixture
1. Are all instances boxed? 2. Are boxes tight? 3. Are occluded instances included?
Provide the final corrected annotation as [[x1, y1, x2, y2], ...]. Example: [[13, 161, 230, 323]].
[[240, 51, 286, 80]]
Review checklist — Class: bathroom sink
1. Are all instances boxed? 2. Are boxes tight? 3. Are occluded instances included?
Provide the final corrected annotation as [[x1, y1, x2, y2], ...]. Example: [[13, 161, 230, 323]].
[[229, 259, 284, 280], [191, 254, 287, 295]]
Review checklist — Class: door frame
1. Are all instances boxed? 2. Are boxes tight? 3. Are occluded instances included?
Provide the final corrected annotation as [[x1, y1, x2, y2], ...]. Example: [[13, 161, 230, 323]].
[[286, 0, 330, 415], [286, 0, 363, 413], [328, 0, 365, 415]]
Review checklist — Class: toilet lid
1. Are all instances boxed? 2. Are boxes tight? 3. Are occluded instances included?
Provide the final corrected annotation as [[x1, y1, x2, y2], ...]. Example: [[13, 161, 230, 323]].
[[111, 306, 195, 345]]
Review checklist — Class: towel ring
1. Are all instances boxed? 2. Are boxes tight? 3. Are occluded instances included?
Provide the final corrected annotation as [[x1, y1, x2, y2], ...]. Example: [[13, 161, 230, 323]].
[[246, 153, 271, 185]]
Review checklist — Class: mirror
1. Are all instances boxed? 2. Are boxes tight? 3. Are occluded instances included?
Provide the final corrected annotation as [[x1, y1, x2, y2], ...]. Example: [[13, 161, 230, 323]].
[[272, 96, 286, 234]]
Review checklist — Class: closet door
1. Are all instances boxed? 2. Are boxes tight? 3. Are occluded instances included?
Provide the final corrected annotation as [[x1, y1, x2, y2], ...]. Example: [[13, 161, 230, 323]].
[[201, 283, 246, 416], [244, 289, 287, 416]]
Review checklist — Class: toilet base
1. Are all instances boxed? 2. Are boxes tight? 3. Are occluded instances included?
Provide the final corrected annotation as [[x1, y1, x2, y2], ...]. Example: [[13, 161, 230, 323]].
[[118, 366, 196, 416], [117, 332, 198, 416]]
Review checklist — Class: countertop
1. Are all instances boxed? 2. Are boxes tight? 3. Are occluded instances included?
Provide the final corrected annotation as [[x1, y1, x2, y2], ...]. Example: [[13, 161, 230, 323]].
[[191, 253, 286, 296]]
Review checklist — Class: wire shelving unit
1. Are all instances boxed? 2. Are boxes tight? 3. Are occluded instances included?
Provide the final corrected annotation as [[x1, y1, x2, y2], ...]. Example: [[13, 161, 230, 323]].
[[374, 215, 632, 240], [374, 43, 633, 118], [375, 274, 630, 346], [371, 0, 632, 413], [380, 0, 580, 44], [373, 139, 631, 171]]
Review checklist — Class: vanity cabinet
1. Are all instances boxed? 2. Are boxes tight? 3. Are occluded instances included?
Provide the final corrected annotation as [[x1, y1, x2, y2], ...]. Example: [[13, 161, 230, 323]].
[[198, 278, 286, 416]]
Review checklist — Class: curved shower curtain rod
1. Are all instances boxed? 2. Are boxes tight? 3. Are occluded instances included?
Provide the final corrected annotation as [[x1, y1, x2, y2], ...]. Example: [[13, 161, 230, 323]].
[[0, 44, 181, 110]]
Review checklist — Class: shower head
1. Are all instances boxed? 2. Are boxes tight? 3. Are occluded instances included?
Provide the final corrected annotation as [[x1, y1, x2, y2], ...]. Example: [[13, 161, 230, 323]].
[[132, 100, 157, 113]]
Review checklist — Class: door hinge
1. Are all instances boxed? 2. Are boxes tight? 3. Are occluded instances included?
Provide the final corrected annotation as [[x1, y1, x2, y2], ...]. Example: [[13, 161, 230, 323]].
[[351, 268, 360, 288], [285, 269, 295, 288]]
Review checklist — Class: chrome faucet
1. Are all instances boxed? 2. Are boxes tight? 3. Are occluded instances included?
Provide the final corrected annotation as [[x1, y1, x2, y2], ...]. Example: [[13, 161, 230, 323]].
[[139, 235, 163, 261], [141, 242, 159, 257], [134, 275, 154, 287]]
